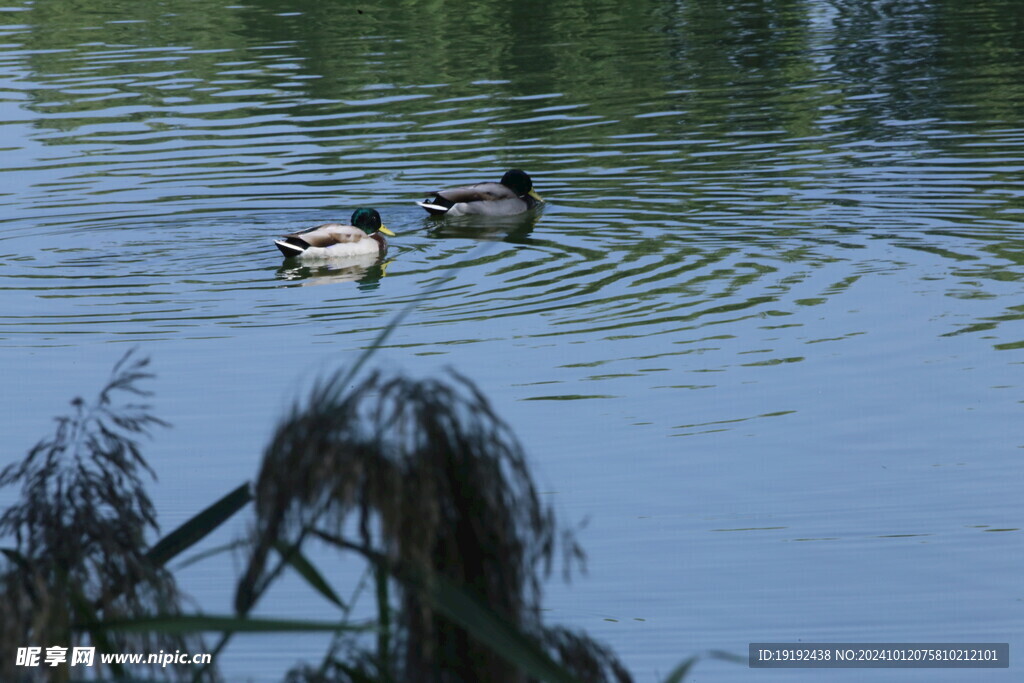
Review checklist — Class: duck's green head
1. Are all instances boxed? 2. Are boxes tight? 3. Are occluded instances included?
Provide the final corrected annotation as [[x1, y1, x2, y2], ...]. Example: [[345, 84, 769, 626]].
[[501, 169, 543, 202], [350, 207, 395, 236]]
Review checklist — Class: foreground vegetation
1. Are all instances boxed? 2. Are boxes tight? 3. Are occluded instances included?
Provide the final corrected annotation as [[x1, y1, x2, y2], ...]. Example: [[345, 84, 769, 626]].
[[0, 351, 730, 681]]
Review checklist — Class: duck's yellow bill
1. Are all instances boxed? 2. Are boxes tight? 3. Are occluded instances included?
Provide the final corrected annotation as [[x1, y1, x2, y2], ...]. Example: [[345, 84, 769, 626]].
[[528, 189, 544, 202], [379, 225, 396, 236]]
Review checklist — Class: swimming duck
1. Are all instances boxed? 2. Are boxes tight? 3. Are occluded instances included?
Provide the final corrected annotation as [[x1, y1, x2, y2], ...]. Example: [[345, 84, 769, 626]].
[[417, 169, 543, 217], [274, 208, 394, 260]]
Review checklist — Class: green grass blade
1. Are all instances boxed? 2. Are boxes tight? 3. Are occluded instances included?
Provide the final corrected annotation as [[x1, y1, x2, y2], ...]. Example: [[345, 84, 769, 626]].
[[173, 539, 249, 571], [429, 574, 578, 683], [708, 649, 746, 663], [147, 482, 252, 567], [661, 656, 697, 683], [333, 278, 446, 393], [273, 541, 346, 610], [661, 650, 744, 682], [331, 244, 491, 395], [69, 581, 125, 678], [336, 539, 578, 683]]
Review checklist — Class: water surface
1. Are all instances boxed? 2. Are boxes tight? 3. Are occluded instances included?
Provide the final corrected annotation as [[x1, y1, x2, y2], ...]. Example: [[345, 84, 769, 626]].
[[1, 0, 1022, 680]]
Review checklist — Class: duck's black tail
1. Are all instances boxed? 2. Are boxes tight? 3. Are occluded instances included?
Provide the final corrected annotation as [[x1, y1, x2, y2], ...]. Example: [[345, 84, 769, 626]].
[[417, 195, 454, 215], [274, 237, 307, 257]]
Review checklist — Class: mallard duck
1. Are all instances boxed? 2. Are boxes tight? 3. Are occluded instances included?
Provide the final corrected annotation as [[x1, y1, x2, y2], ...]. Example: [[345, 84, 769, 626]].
[[274, 208, 394, 260], [417, 169, 543, 217]]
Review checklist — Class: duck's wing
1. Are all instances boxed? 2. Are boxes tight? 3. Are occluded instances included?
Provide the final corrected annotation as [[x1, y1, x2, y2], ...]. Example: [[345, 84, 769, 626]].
[[280, 223, 366, 247], [418, 181, 521, 215], [452, 197, 531, 216], [437, 181, 518, 203]]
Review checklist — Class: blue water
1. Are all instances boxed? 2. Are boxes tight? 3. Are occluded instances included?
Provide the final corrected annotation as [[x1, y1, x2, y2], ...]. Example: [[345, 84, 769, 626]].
[[1, 0, 1022, 680]]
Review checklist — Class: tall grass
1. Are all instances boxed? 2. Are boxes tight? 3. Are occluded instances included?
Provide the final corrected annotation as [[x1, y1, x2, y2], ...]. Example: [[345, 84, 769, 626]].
[[239, 368, 631, 682], [1, 347, 727, 681], [0, 351, 210, 682]]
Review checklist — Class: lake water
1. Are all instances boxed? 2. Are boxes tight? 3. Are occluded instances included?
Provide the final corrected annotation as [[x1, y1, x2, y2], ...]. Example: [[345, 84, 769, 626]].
[[1, 0, 1022, 680]]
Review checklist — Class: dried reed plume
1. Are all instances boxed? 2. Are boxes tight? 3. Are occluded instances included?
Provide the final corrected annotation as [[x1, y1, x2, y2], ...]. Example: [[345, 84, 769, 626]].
[[0, 351, 213, 682], [239, 368, 632, 682]]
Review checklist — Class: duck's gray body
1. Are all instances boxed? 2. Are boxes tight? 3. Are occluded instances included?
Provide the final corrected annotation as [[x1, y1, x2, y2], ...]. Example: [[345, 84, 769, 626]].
[[418, 170, 543, 217]]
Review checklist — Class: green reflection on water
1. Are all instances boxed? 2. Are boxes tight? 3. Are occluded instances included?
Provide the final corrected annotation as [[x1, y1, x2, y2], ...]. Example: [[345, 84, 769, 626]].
[[3, 1, 1024, 680]]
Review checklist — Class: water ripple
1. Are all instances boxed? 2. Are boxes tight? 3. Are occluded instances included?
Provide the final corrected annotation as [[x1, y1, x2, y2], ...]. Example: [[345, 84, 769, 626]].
[[0, 30, 1020, 357]]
